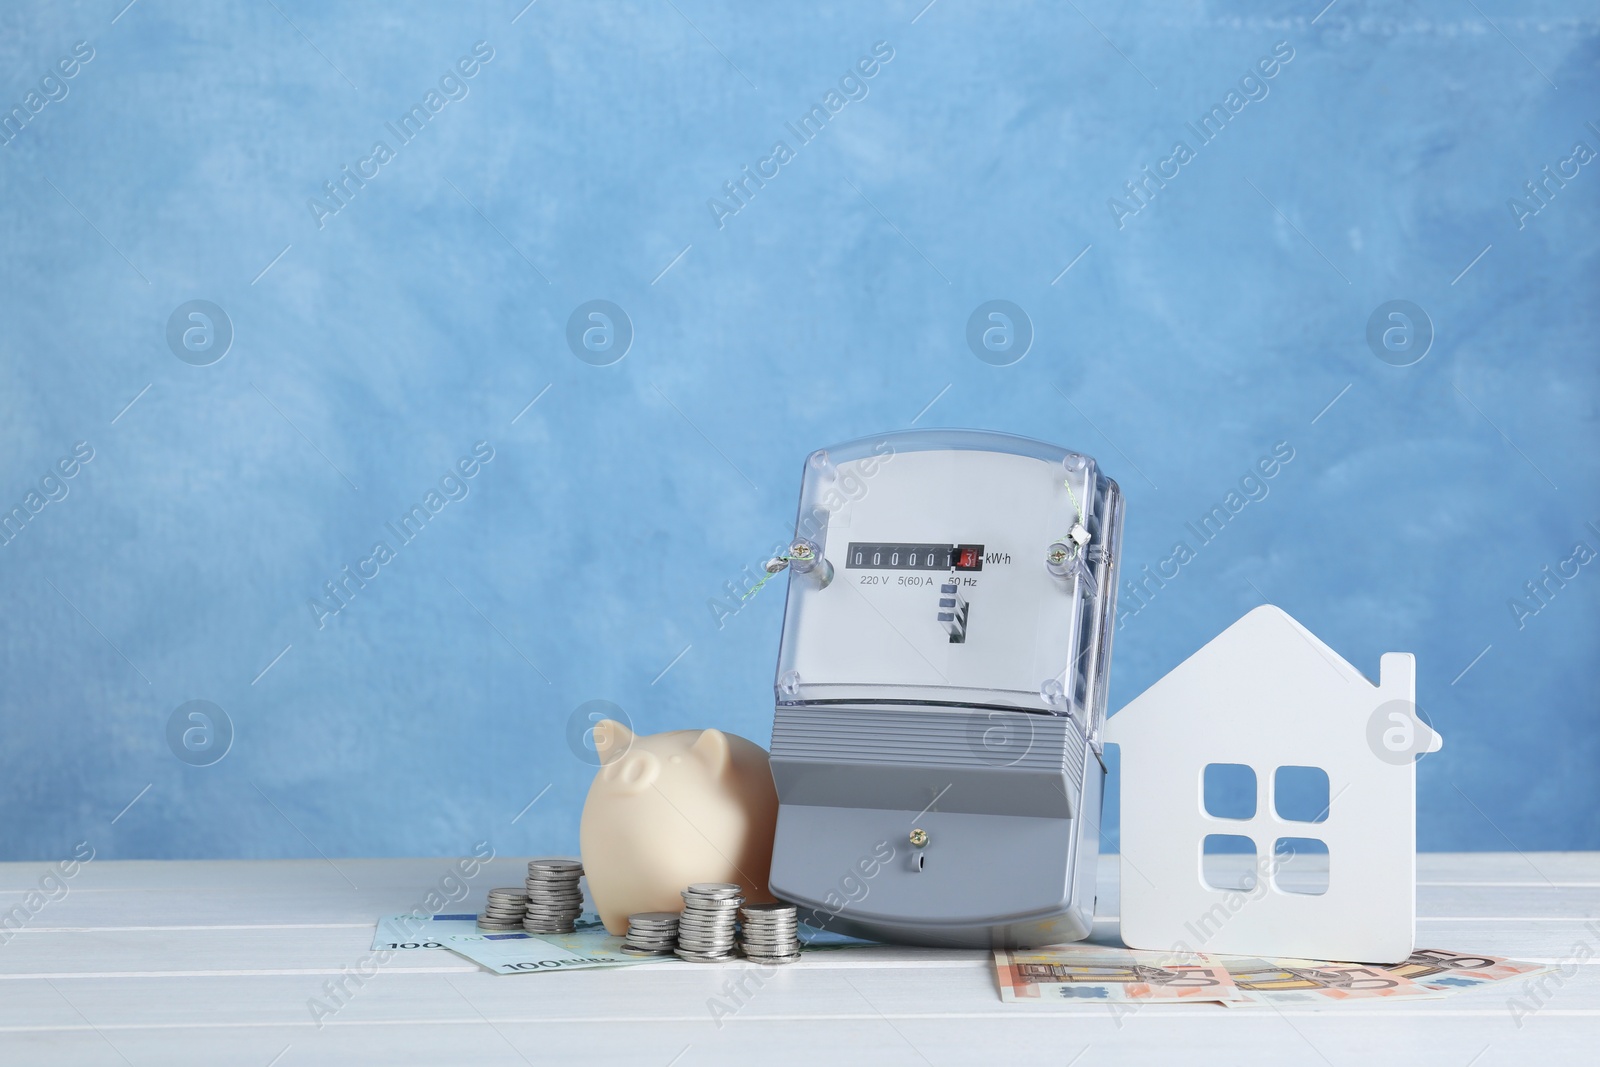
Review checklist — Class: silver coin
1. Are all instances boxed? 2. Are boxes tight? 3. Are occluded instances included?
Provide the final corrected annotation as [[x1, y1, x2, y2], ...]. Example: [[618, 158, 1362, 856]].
[[742, 953, 802, 965], [675, 950, 737, 963], [528, 858, 583, 872], [741, 903, 797, 916], [685, 881, 741, 895], [620, 945, 674, 956], [630, 911, 680, 923]]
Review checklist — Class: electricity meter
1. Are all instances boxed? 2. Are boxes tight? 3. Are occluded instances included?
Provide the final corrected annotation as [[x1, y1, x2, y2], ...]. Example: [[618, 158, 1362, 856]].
[[766, 429, 1124, 947]]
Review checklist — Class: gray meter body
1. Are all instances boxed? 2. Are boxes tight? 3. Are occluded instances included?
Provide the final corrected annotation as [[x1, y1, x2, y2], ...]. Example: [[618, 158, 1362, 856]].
[[766, 429, 1124, 948]]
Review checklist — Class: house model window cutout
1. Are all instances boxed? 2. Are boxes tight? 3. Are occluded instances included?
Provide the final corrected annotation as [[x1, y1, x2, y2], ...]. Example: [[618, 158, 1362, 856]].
[[1104, 605, 1442, 964]]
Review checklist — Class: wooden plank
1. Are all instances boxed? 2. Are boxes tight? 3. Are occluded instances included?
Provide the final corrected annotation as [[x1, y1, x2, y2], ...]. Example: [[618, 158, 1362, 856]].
[[2, 1011, 1597, 1067], [1, 881, 1593, 930], [1414, 853, 1600, 885], [1, 961, 1594, 1030], [2, 857, 1594, 930]]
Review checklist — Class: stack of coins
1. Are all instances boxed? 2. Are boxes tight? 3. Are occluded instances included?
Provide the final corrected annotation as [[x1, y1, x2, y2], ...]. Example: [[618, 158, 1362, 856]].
[[477, 887, 529, 930], [523, 858, 585, 933], [621, 912, 680, 956], [738, 902, 801, 964], [674, 882, 742, 962]]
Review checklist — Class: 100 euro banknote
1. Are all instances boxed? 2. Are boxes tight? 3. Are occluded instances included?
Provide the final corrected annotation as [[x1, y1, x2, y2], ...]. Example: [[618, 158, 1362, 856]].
[[372, 914, 666, 974], [996, 945, 1247, 1004]]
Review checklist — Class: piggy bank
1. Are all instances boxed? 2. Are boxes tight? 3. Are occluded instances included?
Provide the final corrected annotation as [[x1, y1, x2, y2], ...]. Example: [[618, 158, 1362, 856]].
[[579, 722, 779, 935]]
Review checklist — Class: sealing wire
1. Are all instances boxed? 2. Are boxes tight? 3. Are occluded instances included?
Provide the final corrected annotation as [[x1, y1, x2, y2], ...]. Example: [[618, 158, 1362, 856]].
[[741, 555, 794, 602], [1054, 475, 1089, 557]]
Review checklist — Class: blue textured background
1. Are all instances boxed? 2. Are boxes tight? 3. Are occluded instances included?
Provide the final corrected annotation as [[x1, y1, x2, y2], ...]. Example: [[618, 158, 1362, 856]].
[[1, 1, 1595, 863]]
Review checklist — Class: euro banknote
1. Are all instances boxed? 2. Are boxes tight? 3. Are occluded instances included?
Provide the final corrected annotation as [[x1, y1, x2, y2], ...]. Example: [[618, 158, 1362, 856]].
[[372, 913, 666, 974], [1380, 948, 1551, 992], [1220, 957, 1443, 1004], [995, 945, 1248, 1004]]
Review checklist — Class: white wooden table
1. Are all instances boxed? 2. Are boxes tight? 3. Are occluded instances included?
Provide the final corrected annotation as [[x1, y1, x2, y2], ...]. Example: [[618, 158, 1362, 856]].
[[2, 853, 1594, 1065]]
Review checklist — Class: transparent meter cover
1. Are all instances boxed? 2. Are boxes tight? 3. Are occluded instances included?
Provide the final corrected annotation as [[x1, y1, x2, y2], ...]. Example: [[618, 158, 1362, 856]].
[[773, 429, 1122, 720]]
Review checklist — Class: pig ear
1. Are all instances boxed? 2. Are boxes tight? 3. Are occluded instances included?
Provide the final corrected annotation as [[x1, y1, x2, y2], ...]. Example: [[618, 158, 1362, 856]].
[[592, 720, 634, 765], [689, 728, 730, 778]]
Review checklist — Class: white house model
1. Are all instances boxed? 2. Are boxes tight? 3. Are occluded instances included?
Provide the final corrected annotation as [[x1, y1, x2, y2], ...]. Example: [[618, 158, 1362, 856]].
[[1104, 605, 1442, 964]]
